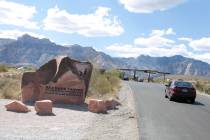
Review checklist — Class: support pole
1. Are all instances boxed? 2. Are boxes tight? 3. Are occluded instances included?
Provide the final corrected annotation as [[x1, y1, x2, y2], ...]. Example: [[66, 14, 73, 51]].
[[134, 70, 136, 81], [163, 74, 166, 83], [148, 72, 151, 82]]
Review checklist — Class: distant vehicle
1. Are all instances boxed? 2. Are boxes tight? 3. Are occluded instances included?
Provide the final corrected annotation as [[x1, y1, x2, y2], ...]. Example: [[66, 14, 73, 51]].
[[138, 78, 144, 82], [123, 75, 129, 81], [165, 80, 196, 103]]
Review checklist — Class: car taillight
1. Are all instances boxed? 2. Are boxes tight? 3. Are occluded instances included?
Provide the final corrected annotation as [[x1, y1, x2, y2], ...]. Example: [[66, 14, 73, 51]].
[[172, 88, 176, 93], [171, 87, 181, 93], [171, 88, 177, 93]]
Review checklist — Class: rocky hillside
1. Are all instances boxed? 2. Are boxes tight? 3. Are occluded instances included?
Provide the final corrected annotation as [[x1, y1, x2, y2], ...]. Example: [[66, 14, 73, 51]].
[[0, 34, 117, 68], [0, 34, 210, 76]]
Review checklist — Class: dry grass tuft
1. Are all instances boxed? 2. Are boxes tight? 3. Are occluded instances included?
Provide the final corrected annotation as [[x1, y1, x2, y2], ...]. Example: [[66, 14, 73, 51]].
[[0, 64, 9, 72], [87, 69, 121, 99], [195, 81, 210, 94], [0, 75, 21, 99]]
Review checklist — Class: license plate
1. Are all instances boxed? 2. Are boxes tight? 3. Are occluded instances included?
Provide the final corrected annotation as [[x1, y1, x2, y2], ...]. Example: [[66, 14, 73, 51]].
[[182, 89, 188, 92]]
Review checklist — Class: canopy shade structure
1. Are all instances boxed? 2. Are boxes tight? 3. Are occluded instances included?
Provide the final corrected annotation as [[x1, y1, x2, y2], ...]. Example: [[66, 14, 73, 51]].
[[118, 68, 170, 82]]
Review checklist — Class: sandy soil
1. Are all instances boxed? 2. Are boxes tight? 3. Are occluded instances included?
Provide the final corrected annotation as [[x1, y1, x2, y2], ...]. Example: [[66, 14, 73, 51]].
[[0, 82, 139, 140]]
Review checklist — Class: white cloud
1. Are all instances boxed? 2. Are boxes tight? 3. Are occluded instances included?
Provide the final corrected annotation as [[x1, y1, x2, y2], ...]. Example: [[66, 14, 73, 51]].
[[105, 28, 210, 64], [150, 28, 175, 36], [192, 53, 210, 64], [165, 28, 176, 35], [134, 28, 175, 48], [119, 0, 185, 13], [178, 37, 192, 42], [106, 43, 188, 58], [0, 0, 38, 29], [134, 36, 175, 48], [105, 28, 189, 59], [105, 39, 210, 64], [0, 29, 45, 39], [106, 44, 140, 57], [189, 37, 210, 52], [43, 6, 124, 37]]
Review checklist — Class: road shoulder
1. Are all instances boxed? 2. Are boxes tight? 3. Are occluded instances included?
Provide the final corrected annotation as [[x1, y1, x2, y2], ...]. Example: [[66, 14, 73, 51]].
[[85, 81, 139, 140]]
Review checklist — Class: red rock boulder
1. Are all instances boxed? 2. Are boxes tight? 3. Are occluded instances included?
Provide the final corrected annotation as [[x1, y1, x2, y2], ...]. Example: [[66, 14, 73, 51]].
[[88, 99, 107, 113], [5, 100, 30, 113], [105, 98, 121, 110], [35, 100, 53, 115]]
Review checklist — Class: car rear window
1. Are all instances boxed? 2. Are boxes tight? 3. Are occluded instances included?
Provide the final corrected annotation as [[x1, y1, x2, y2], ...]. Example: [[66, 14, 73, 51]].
[[174, 81, 193, 88]]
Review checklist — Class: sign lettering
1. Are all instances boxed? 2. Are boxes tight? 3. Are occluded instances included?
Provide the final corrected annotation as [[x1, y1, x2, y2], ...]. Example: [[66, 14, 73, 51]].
[[45, 86, 83, 96]]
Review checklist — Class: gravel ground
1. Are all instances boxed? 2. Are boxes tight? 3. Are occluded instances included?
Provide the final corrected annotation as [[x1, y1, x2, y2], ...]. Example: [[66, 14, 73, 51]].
[[85, 82, 139, 140], [0, 82, 139, 140]]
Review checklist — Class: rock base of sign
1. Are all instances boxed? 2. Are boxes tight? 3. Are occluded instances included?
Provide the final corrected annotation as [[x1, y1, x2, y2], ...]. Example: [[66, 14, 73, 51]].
[[105, 98, 121, 110], [88, 99, 107, 113], [35, 100, 53, 115], [5, 100, 30, 113]]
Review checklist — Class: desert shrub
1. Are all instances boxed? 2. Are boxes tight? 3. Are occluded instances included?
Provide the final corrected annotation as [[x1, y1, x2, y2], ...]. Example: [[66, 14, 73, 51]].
[[204, 88, 210, 95], [105, 69, 121, 86], [87, 69, 121, 98], [21, 66, 36, 72], [193, 80, 210, 95], [195, 81, 204, 91], [0, 64, 8, 72], [106, 69, 123, 78], [154, 78, 165, 83], [0, 77, 21, 100], [0, 78, 21, 99]]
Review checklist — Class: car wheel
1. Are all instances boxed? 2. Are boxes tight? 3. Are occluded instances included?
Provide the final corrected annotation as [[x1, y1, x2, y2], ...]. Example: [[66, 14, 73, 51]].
[[169, 95, 173, 101], [190, 99, 195, 104]]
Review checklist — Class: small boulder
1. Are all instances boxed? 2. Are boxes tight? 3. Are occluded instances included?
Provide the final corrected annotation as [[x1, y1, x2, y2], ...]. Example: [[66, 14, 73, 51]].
[[113, 99, 121, 106], [35, 100, 53, 115], [88, 99, 107, 113], [105, 98, 121, 110], [5, 100, 30, 113]]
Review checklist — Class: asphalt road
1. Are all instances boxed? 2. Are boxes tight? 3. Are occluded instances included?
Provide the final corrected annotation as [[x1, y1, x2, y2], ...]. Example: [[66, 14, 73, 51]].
[[128, 81, 210, 140]]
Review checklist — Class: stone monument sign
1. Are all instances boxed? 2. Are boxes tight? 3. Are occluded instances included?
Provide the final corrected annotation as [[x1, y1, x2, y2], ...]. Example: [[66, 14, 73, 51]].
[[21, 56, 93, 104]]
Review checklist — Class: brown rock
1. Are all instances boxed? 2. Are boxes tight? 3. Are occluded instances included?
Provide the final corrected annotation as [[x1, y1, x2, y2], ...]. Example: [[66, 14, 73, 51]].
[[105, 98, 121, 110], [35, 100, 53, 115], [5, 100, 30, 113], [112, 99, 121, 106], [21, 82, 34, 102], [21, 56, 93, 104], [88, 99, 107, 113]]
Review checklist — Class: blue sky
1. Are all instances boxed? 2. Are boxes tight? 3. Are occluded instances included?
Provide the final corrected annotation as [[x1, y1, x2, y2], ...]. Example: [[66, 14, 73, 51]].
[[0, 0, 210, 63]]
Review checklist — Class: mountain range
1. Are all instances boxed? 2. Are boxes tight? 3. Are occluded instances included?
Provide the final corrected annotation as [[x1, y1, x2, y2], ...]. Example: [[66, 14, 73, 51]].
[[0, 34, 210, 76]]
